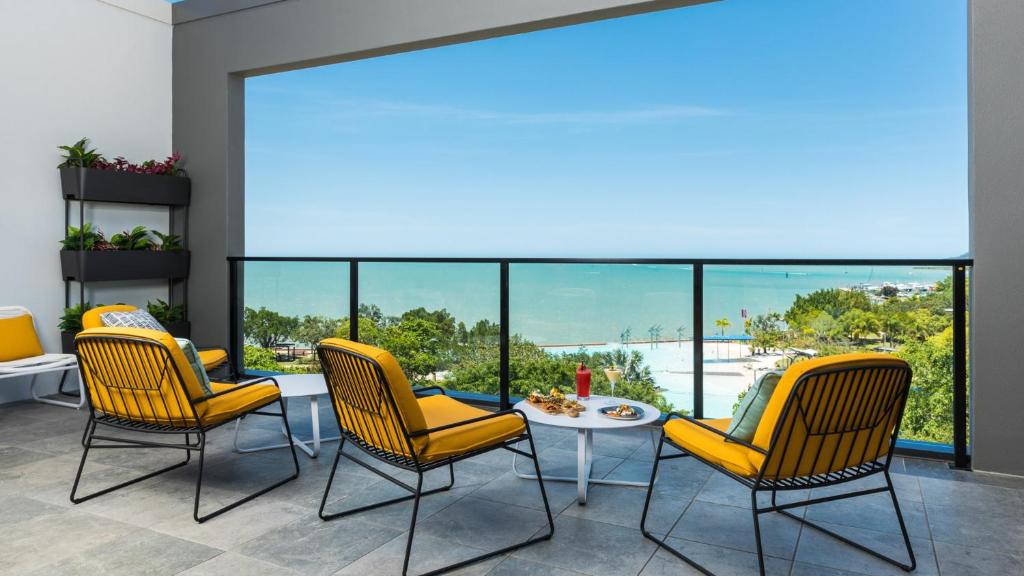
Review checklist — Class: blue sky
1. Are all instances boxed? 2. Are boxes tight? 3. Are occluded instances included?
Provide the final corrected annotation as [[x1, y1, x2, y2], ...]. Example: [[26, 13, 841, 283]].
[[245, 0, 968, 258]]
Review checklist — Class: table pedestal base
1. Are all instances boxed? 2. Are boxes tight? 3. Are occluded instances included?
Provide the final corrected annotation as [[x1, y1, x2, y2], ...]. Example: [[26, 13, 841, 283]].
[[512, 427, 658, 504], [233, 395, 339, 458]]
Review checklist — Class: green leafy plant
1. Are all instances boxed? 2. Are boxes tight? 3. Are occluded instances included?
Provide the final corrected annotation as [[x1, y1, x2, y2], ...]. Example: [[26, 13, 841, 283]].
[[60, 223, 110, 251], [58, 138, 105, 169], [151, 230, 183, 251], [59, 302, 96, 332], [146, 300, 185, 325], [109, 226, 154, 250]]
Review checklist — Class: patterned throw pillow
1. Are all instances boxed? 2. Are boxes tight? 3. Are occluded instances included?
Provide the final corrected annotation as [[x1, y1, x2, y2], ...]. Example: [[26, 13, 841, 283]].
[[175, 338, 214, 397], [99, 310, 167, 332]]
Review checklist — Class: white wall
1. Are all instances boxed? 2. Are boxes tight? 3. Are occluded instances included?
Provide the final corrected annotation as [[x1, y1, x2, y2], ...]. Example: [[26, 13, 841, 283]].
[[0, 0, 173, 403]]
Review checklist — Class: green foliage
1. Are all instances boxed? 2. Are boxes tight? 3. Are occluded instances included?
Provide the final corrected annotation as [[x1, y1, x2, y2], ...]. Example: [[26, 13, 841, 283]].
[[59, 302, 95, 332], [714, 317, 732, 335], [110, 226, 153, 250], [896, 328, 956, 443], [836, 308, 880, 342], [785, 288, 872, 328], [293, 315, 342, 356], [146, 300, 185, 325], [60, 223, 104, 250], [243, 307, 299, 348], [243, 345, 283, 371], [58, 137, 104, 168], [746, 312, 785, 354], [151, 231, 183, 251]]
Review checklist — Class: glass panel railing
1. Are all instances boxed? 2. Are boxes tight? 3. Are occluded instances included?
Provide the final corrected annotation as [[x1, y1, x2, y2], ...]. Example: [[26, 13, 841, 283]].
[[241, 261, 350, 374], [702, 264, 956, 446], [509, 263, 693, 414], [357, 262, 500, 396]]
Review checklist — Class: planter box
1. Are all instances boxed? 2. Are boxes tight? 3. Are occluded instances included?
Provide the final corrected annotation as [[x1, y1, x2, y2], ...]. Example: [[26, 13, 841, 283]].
[[165, 321, 191, 339], [60, 167, 190, 206], [61, 331, 77, 354], [60, 250, 190, 282]]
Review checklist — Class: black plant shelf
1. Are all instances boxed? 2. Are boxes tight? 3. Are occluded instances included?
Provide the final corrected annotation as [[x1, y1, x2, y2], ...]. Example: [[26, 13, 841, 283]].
[[60, 167, 190, 206], [60, 250, 190, 282], [61, 331, 76, 354]]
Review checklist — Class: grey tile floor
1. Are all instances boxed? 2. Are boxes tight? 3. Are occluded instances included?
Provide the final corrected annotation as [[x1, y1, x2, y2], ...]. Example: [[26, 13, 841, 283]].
[[2, 397, 1023, 575]]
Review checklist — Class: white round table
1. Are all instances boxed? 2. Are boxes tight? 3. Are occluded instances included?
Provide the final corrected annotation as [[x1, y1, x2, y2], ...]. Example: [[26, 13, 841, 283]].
[[513, 395, 660, 504], [232, 373, 339, 458]]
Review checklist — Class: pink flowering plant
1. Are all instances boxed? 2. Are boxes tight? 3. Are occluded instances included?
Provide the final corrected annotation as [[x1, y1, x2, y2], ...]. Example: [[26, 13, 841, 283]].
[[58, 138, 185, 176]]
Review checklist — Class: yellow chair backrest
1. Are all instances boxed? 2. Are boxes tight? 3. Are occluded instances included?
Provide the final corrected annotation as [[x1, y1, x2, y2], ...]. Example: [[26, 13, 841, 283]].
[[317, 338, 429, 458], [81, 304, 138, 330], [0, 306, 44, 362], [75, 327, 206, 427], [752, 353, 911, 480]]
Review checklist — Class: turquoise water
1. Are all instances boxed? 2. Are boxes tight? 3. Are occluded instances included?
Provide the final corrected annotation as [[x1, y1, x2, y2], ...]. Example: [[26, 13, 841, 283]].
[[243, 262, 951, 345]]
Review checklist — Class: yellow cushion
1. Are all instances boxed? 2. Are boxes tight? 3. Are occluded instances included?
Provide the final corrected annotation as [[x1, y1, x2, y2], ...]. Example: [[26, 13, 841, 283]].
[[196, 381, 280, 426], [82, 304, 137, 330], [663, 417, 765, 477], [76, 327, 209, 426], [752, 353, 909, 450], [198, 349, 229, 370], [752, 353, 910, 479], [417, 395, 526, 462], [0, 314, 43, 362], [319, 338, 429, 455]]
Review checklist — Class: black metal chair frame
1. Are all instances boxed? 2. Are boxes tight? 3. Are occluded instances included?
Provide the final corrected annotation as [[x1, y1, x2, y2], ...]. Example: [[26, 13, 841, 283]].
[[70, 334, 300, 523], [317, 343, 555, 576], [641, 364, 917, 576]]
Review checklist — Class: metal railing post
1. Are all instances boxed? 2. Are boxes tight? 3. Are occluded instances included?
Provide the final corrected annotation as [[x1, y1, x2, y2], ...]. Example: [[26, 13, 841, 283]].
[[350, 260, 359, 342], [693, 263, 704, 419], [952, 264, 970, 469], [500, 261, 511, 410]]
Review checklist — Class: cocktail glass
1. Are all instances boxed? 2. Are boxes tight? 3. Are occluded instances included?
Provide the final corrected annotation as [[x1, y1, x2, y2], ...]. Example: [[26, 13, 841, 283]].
[[604, 365, 622, 405]]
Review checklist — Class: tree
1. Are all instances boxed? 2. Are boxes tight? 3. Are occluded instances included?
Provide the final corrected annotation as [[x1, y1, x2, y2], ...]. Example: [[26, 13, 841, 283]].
[[676, 324, 686, 347], [837, 309, 880, 342], [243, 307, 298, 348], [785, 289, 872, 326], [747, 312, 784, 354], [620, 328, 632, 347], [896, 327, 955, 443], [715, 317, 732, 336], [243, 345, 282, 371], [294, 315, 342, 357]]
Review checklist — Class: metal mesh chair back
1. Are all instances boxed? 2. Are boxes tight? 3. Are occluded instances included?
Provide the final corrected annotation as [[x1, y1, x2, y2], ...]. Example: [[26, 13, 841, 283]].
[[76, 333, 200, 429], [318, 340, 423, 463], [760, 361, 911, 483]]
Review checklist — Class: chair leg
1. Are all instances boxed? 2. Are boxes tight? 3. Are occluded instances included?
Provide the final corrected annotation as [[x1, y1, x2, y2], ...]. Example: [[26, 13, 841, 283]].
[[751, 490, 767, 576], [319, 440, 454, 521], [640, 434, 716, 576], [401, 473, 425, 576], [774, 471, 916, 572], [193, 398, 301, 523], [70, 420, 192, 504]]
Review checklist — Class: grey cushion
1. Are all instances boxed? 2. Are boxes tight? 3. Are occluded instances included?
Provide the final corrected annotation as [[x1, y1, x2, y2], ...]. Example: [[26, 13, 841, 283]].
[[99, 310, 167, 332], [175, 338, 213, 397], [726, 370, 784, 443]]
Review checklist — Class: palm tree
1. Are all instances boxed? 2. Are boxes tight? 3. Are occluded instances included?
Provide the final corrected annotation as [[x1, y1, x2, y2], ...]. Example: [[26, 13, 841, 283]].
[[648, 324, 662, 349], [620, 327, 632, 348], [714, 317, 732, 359], [676, 324, 686, 348]]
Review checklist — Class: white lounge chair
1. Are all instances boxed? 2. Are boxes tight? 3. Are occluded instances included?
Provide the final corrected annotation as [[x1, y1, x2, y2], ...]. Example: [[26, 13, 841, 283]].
[[0, 306, 84, 409]]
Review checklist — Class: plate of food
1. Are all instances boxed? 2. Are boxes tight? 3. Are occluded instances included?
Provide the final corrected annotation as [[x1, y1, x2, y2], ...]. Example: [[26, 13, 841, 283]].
[[598, 404, 644, 421], [526, 387, 587, 418]]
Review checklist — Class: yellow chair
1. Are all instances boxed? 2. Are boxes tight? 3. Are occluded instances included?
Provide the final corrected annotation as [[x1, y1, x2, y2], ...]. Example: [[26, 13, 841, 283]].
[[70, 327, 299, 522], [316, 338, 554, 576], [82, 304, 234, 378], [641, 354, 916, 575]]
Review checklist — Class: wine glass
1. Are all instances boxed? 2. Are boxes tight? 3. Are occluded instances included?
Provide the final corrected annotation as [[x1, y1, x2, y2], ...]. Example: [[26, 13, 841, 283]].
[[604, 365, 622, 405]]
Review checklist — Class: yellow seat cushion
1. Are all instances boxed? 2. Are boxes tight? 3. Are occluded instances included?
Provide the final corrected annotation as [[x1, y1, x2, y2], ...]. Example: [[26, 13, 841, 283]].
[[198, 349, 229, 370], [417, 395, 526, 462], [663, 417, 765, 477], [0, 314, 44, 362], [196, 381, 280, 426]]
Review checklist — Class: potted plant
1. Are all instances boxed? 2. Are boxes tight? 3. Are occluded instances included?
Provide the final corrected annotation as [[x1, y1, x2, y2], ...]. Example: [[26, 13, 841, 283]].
[[147, 299, 189, 338], [59, 302, 94, 353], [58, 138, 190, 206], [59, 223, 190, 281]]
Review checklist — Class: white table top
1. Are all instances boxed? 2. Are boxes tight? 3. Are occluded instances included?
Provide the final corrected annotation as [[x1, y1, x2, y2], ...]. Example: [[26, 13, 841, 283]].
[[513, 395, 661, 430], [251, 373, 327, 398]]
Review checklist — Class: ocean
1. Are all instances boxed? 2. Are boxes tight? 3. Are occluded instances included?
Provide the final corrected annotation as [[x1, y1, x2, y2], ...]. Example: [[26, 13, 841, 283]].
[[242, 262, 951, 344]]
